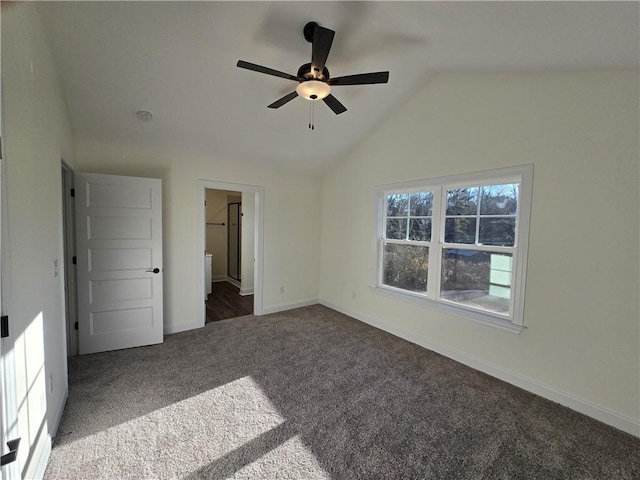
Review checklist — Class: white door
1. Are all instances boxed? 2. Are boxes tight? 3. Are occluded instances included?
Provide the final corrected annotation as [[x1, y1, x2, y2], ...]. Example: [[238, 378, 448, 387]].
[[75, 173, 163, 355], [1, 137, 20, 479]]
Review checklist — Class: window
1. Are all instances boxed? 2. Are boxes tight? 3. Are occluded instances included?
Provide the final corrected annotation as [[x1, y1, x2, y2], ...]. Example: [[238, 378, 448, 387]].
[[375, 165, 533, 330]]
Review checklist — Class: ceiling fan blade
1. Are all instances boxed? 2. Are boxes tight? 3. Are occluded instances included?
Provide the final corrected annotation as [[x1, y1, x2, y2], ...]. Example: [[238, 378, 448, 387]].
[[311, 25, 335, 76], [267, 91, 298, 109], [322, 94, 347, 115], [328, 71, 390, 86], [237, 60, 299, 82]]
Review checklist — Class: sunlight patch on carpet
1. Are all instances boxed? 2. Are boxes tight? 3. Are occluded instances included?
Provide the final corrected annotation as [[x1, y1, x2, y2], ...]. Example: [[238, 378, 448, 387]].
[[47, 376, 296, 478], [231, 435, 330, 479]]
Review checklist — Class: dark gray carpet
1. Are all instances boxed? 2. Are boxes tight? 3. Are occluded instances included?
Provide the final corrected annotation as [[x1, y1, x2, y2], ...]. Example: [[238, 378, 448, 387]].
[[45, 305, 640, 479]]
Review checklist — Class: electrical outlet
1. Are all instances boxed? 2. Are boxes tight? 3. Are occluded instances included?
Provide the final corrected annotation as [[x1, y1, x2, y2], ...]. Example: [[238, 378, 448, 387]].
[[280, 286, 285, 294], [49, 373, 54, 394], [352, 291, 356, 299], [53, 259, 60, 277]]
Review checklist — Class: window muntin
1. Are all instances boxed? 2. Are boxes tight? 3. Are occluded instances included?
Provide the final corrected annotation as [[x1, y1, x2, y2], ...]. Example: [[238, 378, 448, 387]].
[[385, 192, 433, 242], [376, 167, 532, 328], [382, 190, 433, 292], [444, 183, 518, 247]]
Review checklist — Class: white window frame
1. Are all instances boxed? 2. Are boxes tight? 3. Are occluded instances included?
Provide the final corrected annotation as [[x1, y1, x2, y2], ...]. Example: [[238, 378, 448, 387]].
[[373, 165, 533, 332]]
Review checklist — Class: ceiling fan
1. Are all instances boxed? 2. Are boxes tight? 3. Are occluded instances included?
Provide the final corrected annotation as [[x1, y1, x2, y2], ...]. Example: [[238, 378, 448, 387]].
[[237, 21, 389, 127]]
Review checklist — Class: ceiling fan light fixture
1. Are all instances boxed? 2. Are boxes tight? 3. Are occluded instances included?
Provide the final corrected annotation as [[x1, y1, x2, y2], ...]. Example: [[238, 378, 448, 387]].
[[296, 80, 330, 101]]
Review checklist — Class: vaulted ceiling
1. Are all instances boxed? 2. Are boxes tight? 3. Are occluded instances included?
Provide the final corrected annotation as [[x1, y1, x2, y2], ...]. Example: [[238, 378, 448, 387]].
[[41, 1, 639, 175]]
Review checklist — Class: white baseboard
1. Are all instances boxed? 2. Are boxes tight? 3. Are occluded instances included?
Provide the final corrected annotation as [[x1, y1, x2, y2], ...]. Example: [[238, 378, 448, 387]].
[[164, 320, 203, 335], [51, 386, 68, 437], [320, 299, 640, 438], [28, 426, 52, 480], [25, 385, 68, 479], [33, 436, 52, 480], [261, 299, 319, 315], [212, 275, 228, 282], [240, 287, 254, 296]]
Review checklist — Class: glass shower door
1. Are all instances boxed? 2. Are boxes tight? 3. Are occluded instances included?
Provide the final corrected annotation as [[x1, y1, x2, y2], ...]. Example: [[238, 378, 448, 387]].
[[228, 202, 241, 281]]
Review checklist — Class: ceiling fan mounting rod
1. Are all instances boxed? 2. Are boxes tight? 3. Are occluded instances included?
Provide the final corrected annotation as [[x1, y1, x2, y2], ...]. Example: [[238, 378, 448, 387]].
[[303, 21, 319, 43]]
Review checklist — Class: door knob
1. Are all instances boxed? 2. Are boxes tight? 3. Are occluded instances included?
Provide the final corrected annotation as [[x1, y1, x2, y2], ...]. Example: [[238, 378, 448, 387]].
[[146, 268, 160, 274]]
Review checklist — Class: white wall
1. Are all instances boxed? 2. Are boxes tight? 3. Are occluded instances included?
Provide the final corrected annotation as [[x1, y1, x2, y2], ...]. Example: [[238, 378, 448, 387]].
[[320, 71, 640, 433], [2, 3, 76, 477], [241, 192, 256, 295], [74, 143, 322, 332]]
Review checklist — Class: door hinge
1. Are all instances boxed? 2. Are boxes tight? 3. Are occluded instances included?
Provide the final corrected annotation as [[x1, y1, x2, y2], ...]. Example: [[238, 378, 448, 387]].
[[72, 256, 77, 265], [70, 188, 75, 197], [1, 315, 9, 338], [74, 321, 78, 331]]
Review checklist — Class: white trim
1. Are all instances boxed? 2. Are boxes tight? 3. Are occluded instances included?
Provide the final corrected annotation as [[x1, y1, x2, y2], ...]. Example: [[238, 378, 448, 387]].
[[198, 180, 265, 330], [212, 275, 228, 283], [378, 165, 531, 193], [51, 385, 68, 437], [239, 287, 254, 296], [61, 161, 78, 357], [261, 299, 319, 315], [30, 432, 52, 480], [369, 285, 524, 333], [164, 320, 203, 335], [226, 277, 241, 288], [320, 300, 640, 438]]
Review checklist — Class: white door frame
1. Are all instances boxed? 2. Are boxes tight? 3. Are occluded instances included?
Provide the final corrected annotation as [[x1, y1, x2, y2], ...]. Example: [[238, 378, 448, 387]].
[[0, 97, 20, 479], [61, 161, 78, 357], [198, 180, 264, 325]]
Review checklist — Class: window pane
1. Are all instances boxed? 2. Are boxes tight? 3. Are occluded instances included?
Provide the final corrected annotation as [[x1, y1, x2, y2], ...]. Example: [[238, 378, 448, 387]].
[[446, 187, 478, 215], [444, 218, 476, 244], [409, 192, 433, 217], [409, 218, 432, 241], [440, 249, 511, 314], [480, 184, 518, 215], [383, 243, 428, 293], [386, 218, 407, 240], [479, 218, 516, 246], [387, 193, 408, 217]]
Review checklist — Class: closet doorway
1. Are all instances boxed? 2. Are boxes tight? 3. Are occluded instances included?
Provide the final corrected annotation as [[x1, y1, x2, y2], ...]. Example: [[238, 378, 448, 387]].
[[199, 182, 264, 325]]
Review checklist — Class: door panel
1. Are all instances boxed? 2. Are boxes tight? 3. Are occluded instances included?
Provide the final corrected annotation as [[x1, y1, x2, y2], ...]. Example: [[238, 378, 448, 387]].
[[75, 173, 163, 355]]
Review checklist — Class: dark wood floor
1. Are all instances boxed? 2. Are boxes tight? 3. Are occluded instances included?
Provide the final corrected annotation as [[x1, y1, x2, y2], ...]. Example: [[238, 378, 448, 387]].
[[206, 281, 254, 323]]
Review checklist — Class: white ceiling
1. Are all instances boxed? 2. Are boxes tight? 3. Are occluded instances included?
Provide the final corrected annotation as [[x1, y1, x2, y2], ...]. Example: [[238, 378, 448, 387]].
[[41, 1, 639, 175]]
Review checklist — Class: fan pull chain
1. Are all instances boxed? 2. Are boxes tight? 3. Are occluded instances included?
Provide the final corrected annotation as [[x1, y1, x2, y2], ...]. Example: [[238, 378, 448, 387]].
[[308, 101, 316, 130]]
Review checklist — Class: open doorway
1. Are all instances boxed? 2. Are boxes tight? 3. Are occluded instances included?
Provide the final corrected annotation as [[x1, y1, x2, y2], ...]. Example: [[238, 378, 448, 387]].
[[204, 189, 253, 322], [198, 180, 264, 326]]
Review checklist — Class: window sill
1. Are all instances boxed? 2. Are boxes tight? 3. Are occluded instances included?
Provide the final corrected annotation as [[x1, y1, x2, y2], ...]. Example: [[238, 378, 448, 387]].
[[369, 285, 525, 334]]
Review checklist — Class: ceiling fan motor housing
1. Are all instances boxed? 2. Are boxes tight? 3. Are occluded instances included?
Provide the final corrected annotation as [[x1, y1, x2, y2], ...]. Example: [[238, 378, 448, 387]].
[[297, 62, 330, 81]]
